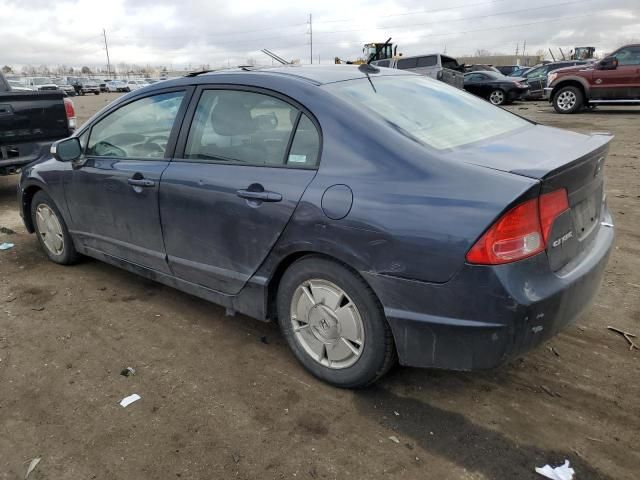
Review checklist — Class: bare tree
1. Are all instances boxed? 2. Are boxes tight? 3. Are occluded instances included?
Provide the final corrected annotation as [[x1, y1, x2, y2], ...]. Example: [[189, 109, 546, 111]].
[[81, 66, 92, 74], [2, 65, 13, 74]]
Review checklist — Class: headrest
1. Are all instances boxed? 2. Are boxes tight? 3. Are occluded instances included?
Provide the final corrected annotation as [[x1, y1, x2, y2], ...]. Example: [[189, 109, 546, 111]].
[[211, 95, 256, 136]]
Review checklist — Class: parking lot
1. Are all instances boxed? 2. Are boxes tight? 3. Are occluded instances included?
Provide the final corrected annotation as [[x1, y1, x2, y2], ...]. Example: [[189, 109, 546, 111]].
[[0, 94, 638, 479]]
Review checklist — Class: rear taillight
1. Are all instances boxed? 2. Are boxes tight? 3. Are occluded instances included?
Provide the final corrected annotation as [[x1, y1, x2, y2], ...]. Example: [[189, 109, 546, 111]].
[[466, 188, 569, 265], [63, 97, 77, 130], [539, 189, 569, 243]]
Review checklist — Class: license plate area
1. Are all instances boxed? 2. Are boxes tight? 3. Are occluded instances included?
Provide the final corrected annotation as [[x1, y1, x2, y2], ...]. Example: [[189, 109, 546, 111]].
[[572, 185, 602, 241]]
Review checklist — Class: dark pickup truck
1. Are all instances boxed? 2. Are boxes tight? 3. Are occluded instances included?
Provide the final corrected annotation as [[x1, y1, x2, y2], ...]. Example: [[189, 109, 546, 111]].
[[545, 44, 640, 113], [0, 72, 76, 175]]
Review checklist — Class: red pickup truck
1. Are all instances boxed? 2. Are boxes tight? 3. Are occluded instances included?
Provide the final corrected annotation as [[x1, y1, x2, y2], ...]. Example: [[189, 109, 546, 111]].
[[545, 44, 640, 113]]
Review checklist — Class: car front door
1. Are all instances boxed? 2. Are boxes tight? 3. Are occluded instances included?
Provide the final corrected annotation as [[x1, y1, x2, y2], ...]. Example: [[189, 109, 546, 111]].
[[63, 88, 190, 273], [159, 87, 321, 295], [524, 65, 549, 96], [592, 46, 640, 99]]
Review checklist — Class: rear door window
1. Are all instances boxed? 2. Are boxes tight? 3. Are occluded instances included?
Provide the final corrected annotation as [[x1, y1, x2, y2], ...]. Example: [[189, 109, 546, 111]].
[[416, 56, 437, 68], [184, 89, 319, 167], [396, 58, 418, 70]]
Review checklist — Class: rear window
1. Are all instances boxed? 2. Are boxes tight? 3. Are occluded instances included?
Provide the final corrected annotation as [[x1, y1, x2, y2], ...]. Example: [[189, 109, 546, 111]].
[[324, 75, 529, 150]]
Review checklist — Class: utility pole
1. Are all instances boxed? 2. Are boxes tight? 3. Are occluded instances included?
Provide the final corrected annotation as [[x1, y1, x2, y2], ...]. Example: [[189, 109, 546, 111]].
[[308, 13, 313, 65], [103, 29, 112, 78], [522, 40, 527, 58]]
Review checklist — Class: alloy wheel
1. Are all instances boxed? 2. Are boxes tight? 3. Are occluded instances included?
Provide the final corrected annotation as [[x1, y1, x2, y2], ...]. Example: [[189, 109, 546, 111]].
[[290, 279, 365, 369], [556, 90, 577, 111], [490, 90, 505, 105]]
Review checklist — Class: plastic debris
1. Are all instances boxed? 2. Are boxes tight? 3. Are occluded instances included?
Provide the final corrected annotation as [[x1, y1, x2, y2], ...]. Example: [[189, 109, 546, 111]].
[[120, 367, 136, 377], [535, 460, 575, 480], [0, 242, 14, 251], [25, 457, 41, 479], [388, 435, 400, 444], [119, 393, 141, 407]]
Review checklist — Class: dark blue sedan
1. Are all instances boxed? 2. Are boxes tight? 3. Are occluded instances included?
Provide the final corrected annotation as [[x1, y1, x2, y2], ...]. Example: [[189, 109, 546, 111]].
[[18, 65, 614, 387]]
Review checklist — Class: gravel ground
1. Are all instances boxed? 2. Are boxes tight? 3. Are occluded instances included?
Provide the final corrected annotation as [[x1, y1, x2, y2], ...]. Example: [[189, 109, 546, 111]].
[[0, 93, 638, 480]]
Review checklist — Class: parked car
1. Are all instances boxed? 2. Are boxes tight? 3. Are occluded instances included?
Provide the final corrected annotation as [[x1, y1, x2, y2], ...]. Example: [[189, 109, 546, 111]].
[[18, 66, 614, 387], [125, 79, 149, 91], [0, 72, 76, 175], [70, 79, 100, 95], [509, 67, 532, 77], [546, 44, 640, 113], [52, 78, 76, 96], [495, 65, 520, 76], [464, 64, 502, 74], [7, 79, 33, 92], [520, 60, 592, 99], [106, 80, 130, 92], [371, 53, 464, 89], [22, 76, 58, 91], [463, 71, 530, 105], [99, 81, 109, 92]]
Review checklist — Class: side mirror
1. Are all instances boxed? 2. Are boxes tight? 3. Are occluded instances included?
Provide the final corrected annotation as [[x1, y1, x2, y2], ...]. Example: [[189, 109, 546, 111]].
[[597, 56, 618, 70], [50, 137, 82, 162]]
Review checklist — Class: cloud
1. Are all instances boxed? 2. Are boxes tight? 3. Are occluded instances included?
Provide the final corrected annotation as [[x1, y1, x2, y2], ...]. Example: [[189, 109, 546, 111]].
[[2, 0, 639, 71]]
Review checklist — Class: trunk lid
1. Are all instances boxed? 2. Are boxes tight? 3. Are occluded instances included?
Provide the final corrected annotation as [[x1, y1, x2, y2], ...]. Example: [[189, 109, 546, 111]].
[[449, 125, 612, 270]]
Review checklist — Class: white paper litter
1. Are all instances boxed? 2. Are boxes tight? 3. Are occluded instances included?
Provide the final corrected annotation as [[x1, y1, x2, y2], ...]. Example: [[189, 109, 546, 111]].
[[25, 457, 41, 479], [119, 393, 141, 407], [0, 242, 14, 251], [535, 460, 575, 480]]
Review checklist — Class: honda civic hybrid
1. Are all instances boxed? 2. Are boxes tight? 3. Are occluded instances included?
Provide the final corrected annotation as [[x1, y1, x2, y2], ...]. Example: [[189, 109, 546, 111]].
[[18, 65, 614, 387]]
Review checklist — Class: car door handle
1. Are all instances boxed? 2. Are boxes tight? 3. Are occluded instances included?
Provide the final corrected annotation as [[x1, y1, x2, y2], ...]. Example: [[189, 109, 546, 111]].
[[236, 189, 282, 202], [127, 178, 155, 188]]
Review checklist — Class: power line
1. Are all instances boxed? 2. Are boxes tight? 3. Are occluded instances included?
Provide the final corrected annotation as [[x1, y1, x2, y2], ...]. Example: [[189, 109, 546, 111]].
[[313, 0, 595, 36]]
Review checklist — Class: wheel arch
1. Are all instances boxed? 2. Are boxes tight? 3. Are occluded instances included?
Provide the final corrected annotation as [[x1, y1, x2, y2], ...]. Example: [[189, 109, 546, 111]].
[[21, 182, 46, 233], [265, 250, 383, 322], [551, 78, 588, 101]]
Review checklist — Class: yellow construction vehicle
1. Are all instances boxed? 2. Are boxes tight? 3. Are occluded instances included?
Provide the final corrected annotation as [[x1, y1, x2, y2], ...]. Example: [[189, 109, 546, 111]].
[[335, 38, 398, 64]]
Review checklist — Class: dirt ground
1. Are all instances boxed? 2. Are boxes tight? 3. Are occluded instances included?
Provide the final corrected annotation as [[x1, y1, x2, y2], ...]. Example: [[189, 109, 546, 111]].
[[0, 93, 638, 480]]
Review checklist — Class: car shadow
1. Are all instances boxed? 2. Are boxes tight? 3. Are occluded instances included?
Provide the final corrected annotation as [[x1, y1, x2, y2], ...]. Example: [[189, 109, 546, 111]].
[[354, 369, 613, 480]]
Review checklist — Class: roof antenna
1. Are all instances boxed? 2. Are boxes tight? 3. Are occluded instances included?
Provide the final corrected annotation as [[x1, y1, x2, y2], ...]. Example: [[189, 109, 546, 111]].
[[261, 49, 290, 65]]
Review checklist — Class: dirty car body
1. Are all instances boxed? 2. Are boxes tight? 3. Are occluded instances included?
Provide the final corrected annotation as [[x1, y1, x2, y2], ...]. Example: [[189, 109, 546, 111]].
[[18, 66, 614, 383]]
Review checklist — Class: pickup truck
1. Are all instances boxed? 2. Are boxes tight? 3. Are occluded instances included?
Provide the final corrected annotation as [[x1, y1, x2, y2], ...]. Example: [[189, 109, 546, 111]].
[[371, 53, 465, 89], [545, 44, 640, 113], [0, 72, 76, 175]]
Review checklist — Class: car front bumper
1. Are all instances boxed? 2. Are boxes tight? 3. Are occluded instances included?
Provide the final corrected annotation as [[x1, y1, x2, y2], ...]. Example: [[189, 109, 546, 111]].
[[362, 207, 614, 370]]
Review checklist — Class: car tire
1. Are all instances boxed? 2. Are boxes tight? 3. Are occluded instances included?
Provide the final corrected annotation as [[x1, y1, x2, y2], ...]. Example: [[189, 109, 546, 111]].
[[31, 191, 80, 265], [489, 89, 506, 105], [277, 256, 395, 388], [552, 86, 583, 114]]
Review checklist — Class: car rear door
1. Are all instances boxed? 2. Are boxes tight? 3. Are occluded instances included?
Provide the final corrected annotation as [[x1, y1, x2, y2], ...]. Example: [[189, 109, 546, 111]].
[[159, 86, 320, 295], [63, 88, 191, 273]]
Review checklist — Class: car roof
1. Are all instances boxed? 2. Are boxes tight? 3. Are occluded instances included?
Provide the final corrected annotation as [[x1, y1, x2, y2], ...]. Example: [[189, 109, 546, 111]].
[[158, 65, 414, 88]]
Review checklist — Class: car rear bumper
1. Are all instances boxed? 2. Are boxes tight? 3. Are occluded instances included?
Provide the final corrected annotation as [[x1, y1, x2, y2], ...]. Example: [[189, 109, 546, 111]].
[[0, 140, 55, 175], [507, 87, 530, 101], [362, 207, 614, 370]]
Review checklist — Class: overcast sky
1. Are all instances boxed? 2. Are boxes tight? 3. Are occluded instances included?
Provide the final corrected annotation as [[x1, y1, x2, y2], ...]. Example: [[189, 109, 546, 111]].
[[2, 0, 639, 71]]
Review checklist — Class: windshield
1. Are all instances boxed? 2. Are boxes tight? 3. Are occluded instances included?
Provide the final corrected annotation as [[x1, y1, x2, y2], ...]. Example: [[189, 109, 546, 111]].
[[32, 77, 52, 85], [324, 75, 529, 150]]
